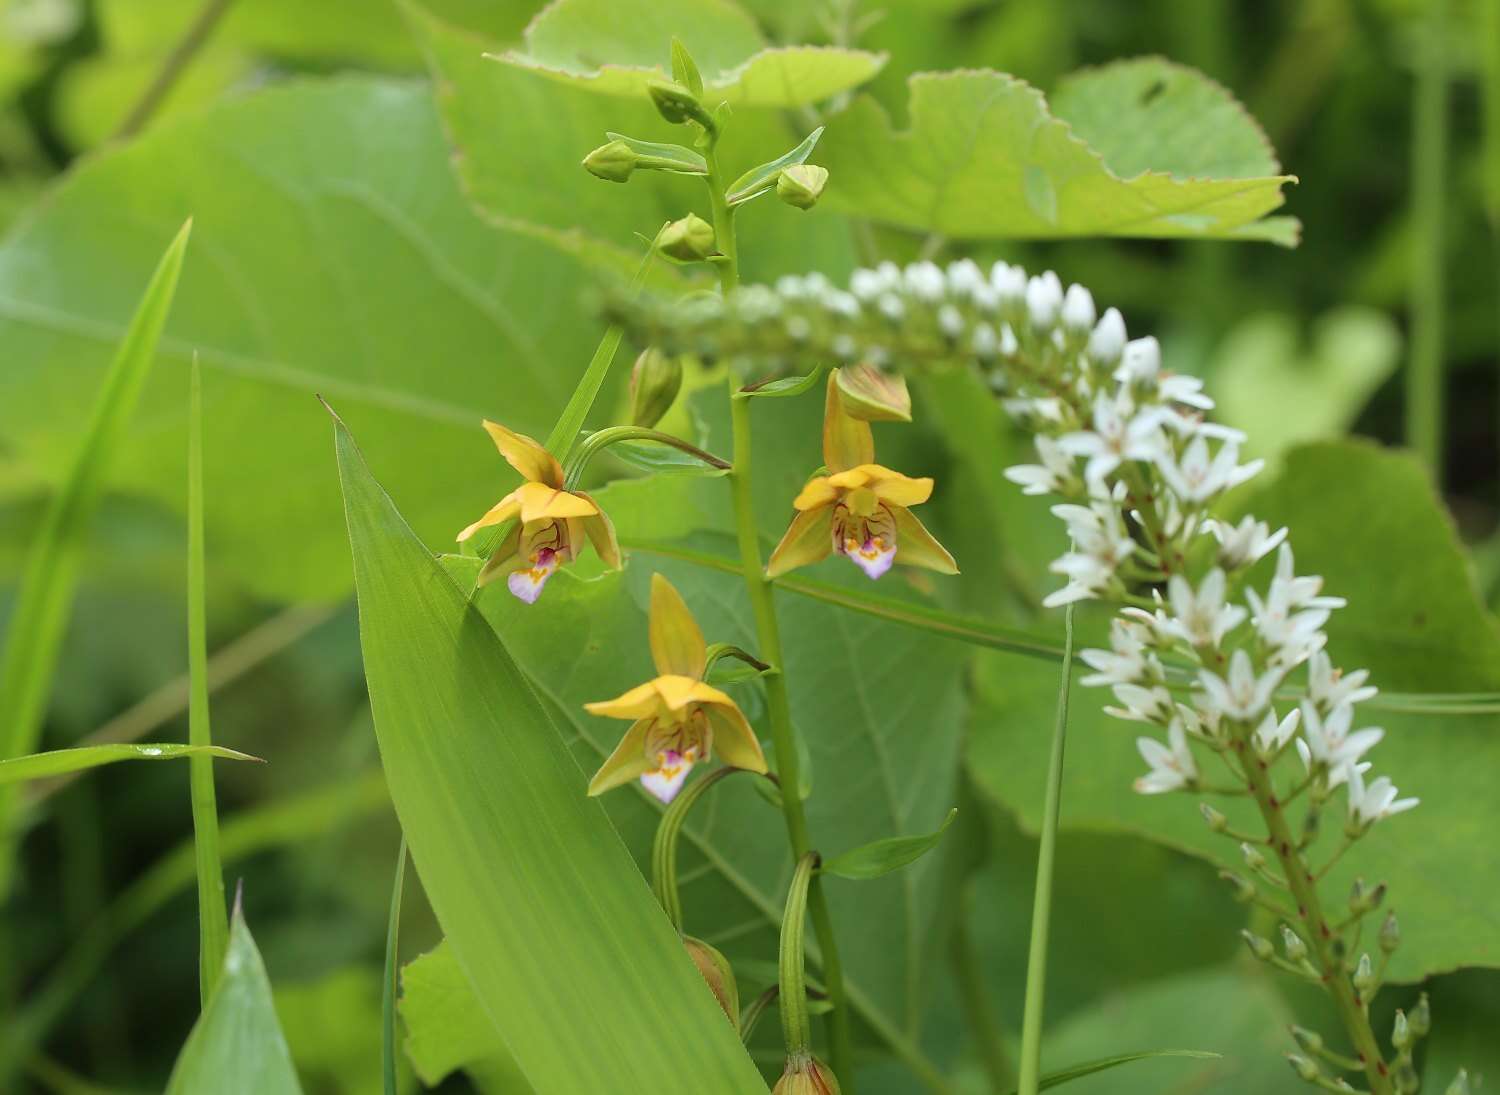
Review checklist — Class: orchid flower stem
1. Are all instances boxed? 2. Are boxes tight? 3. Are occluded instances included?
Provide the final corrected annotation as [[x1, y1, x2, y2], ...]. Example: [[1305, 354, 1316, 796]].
[[708, 136, 854, 1089], [1234, 734, 1393, 1094], [652, 766, 747, 931], [1017, 604, 1075, 1095]]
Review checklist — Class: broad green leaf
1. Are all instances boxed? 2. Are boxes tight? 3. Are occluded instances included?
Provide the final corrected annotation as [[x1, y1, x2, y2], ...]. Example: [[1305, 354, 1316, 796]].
[[0, 219, 188, 880], [1212, 308, 1402, 465], [496, 0, 883, 108], [822, 808, 956, 880], [411, 4, 861, 286], [0, 742, 257, 785], [968, 441, 1500, 981], [1049, 57, 1281, 180], [333, 414, 765, 1092], [0, 79, 630, 602], [164, 907, 304, 1095], [400, 942, 529, 1092], [1022, 968, 1293, 1094], [817, 69, 1298, 243]]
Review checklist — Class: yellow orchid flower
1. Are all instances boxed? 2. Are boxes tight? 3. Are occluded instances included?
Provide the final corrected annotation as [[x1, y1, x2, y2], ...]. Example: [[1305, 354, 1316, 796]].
[[586, 575, 767, 803], [767, 372, 958, 581], [456, 420, 621, 603]]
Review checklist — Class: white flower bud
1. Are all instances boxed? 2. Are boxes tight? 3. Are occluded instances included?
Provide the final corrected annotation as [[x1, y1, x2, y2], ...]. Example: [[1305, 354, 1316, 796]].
[[1025, 271, 1063, 327], [946, 258, 983, 297], [1117, 336, 1161, 382], [904, 261, 945, 302], [1087, 307, 1127, 363], [1061, 284, 1096, 330], [990, 262, 1026, 304], [938, 304, 964, 339], [971, 322, 998, 358]]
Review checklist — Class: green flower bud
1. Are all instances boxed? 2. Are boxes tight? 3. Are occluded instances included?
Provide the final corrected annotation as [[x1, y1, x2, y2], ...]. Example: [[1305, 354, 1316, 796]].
[[1281, 925, 1308, 963], [658, 213, 716, 262], [773, 1053, 842, 1095], [1392, 1009, 1412, 1052], [1396, 1064, 1421, 1094], [1218, 869, 1255, 904], [777, 164, 829, 210], [1241, 929, 1275, 962], [629, 348, 684, 428], [1287, 1054, 1322, 1082], [1352, 953, 1377, 997], [1241, 842, 1266, 871], [648, 81, 712, 129], [1445, 1068, 1472, 1095], [683, 935, 740, 1030], [1380, 911, 1401, 954], [1200, 803, 1228, 833], [583, 139, 638, 183], [834, 363, 911, 422], [1410, 992, 1431, 1038], [1290, 1025, 1324, 1054]]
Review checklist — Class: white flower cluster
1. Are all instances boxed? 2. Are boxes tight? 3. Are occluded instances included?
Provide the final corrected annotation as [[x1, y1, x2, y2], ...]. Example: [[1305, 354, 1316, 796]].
[[614, 258, 1417, 832]]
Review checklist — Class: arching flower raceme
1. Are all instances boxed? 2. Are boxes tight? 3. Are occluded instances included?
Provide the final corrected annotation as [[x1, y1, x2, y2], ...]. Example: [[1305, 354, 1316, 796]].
[[456, 420, 621, 603], [586, 574, 767, 802], [767, 372, 957, 581]]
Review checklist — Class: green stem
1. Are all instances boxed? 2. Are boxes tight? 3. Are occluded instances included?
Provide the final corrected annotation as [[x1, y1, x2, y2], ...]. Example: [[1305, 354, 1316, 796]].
[[708, 135, 854, 1088], [1017, 604, 1075, 1095], [382, 835, 407, 1095], [1234, 736, 1393, 1094], [779, 852, 818, 1055], [652, 765, 745, 931], [187, 359, 228, 1003], [563, 425, 729, 486], [1407, 0, 1449, 478]]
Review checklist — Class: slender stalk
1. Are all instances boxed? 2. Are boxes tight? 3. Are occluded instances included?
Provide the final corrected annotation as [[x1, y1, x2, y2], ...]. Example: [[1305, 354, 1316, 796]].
[[113, 0, 238, 140], [706, 137, 853, 1088], [779, 853, 818, 1055], [1235, 734, 1393, 1094], [1407, 0, 1449, 478], [383, 835, 408, 1095], [187, 359, 228, 1002], [1017, 604, 1075, 1095]]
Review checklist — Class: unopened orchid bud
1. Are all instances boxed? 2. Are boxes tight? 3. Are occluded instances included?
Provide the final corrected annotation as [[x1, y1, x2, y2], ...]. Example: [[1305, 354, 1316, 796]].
[[1218, 870, 1255, 904], [1392, 1009, 1412, 1052], [1380, 911, 1401, 954], [1290, 1025, 1324, 1054], [648, 81, 710, 127], [659, 214, 716, 262], [629, 348, 683, 427], [1409, 992, 1430, 1038], [1281, 925, 1309, 963], [683, 935, 740, 1030], [1287, 1054, 1323, 1083], [773, 1053, 841, 1095], [777, 164, 829, 210], [834, 362, 910, 422], [1242, 929, 1275, 962], [583, 139, 638, 183], [1200, 803, 1227, 832]]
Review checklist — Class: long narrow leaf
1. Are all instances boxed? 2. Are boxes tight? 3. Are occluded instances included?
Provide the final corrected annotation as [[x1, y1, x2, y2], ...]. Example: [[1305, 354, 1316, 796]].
[[0, 219, 192, 886], [187, 357, 229, 1002], [164, 903, 304, 1095], [1007, 1048, 1220, 1093], [332, 411, 764, 1093], [0, 744, 258, 786]]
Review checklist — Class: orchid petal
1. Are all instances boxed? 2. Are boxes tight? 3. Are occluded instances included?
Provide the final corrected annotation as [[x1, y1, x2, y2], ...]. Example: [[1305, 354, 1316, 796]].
[[587, 718, 654, 796], [890, 506, 959, 575], [482, 419, 564, 488], [767, 507, 834, 578], [822, 372, 874, 473], [649, 574, 707, 680]]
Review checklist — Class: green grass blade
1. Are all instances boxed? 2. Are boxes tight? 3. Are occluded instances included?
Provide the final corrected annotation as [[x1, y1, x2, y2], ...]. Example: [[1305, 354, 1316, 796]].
[[164, 903, 304, 1095], [0, 771, 386, 1082], [383, 835, 407, 1095], [0, 744, 258, 786], [0, 219, 192, 887], [1017, 605, 1075, 1095], [1006, 1048, 1220, 1093], [188, 357, 229, 1003], [331, 409, 764, 1094]]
